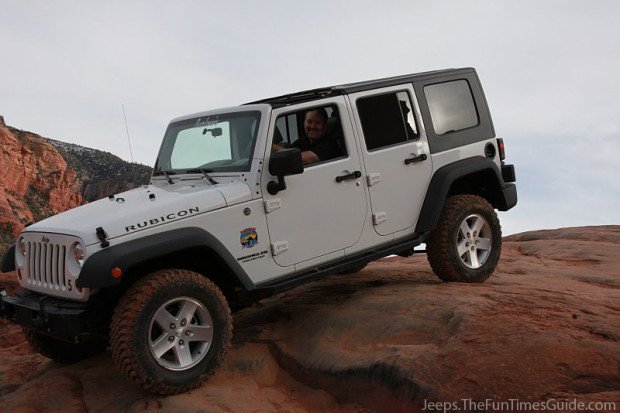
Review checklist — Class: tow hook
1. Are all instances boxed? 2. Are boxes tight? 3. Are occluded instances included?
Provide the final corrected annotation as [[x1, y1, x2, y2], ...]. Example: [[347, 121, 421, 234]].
[[33, 296, 49, 329]]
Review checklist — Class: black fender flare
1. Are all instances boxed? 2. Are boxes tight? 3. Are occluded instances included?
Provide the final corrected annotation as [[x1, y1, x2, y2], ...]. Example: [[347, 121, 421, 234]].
[[76, 227, 255, 290], [415, 157, 517, 234]]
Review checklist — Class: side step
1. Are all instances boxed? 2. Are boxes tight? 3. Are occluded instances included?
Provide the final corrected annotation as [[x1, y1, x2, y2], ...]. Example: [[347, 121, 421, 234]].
[[253, 233, 429, 296]]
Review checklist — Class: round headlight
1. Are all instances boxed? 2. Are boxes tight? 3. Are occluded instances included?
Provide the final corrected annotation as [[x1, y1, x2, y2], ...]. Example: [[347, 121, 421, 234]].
[[74, 243, 85, 267], [18, 238, 27, 256], [15, 238, 27, 269]]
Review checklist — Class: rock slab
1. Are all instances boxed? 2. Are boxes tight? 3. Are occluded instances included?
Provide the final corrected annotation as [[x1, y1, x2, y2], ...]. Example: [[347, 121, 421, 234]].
[[0, 226, 618, 412]]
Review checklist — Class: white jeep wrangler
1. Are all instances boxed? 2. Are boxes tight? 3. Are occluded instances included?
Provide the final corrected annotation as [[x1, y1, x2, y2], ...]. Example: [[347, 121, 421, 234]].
[[1, 68, 517, 394]]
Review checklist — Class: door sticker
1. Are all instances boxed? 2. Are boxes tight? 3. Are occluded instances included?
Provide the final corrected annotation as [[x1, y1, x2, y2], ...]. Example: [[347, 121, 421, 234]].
[[240, 227, 258, 249]]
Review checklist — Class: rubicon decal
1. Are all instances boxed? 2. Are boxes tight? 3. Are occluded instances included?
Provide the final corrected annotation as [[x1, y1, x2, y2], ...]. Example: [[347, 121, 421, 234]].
[[240, 227, 258, 248], [125, 207, 200, 232]]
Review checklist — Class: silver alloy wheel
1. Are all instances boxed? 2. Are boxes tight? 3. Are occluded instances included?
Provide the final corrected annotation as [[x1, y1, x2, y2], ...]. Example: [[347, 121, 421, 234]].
[[456, 214, 492, 269], [148, 297, 213, 371]]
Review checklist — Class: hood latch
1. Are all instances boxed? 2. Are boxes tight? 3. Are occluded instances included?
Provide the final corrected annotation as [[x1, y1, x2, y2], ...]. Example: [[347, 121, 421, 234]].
[[96, 227, 110, 248]]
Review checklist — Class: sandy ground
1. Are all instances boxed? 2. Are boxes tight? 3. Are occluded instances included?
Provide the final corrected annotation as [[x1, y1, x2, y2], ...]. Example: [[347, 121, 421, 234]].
[[0, 226, 618, 412]]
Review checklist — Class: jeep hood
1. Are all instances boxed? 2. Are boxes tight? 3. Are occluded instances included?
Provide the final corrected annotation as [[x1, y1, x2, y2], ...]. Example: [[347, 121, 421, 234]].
[[22, 181, 252, 246]]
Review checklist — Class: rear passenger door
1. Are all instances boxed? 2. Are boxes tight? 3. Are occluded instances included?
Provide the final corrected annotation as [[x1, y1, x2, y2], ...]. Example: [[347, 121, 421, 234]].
[[349, 85, 432, 236]]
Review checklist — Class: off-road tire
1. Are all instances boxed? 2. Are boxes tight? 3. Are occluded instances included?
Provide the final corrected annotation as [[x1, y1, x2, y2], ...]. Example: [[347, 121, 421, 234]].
[[426, 195, 501, 283], [110, 269, 232, 395], [23, 328, 107, 363]]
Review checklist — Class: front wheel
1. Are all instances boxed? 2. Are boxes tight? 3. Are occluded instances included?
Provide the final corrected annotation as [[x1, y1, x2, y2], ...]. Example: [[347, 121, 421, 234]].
[[110, 269, 232, 395], [426, 195, 502, 283]]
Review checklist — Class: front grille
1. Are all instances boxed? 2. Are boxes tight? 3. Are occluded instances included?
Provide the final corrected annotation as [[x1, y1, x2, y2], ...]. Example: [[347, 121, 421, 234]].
[[26, 242, 69, 291], [17, 232, 89, 301]]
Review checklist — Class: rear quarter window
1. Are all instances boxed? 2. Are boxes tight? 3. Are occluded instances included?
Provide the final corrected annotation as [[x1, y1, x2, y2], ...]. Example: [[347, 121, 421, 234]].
[[424, 80, 479, 135]]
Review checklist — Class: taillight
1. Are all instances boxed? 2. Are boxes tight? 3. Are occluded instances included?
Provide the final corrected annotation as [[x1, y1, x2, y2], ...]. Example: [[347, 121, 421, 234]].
[[497, 138, 506, 161]]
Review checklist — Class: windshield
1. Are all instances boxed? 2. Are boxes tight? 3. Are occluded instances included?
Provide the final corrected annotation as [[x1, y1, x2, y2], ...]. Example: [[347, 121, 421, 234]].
[[155, 111, 261, 173]]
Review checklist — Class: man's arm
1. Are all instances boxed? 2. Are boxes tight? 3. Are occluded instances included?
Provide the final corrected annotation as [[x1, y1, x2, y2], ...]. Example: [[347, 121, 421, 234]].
[[305, 138, 342, 165], [300, 150, 320, 165], [272, 143, 317, 164]]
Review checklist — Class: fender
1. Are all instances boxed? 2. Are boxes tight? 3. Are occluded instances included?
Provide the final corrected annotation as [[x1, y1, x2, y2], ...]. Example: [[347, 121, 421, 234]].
[[415, 157, 517, 234], [76, 227, 255, 290]]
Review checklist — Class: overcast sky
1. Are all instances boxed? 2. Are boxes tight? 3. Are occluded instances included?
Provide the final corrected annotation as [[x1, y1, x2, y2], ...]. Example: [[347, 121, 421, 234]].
[[1, 1, 618, 235]]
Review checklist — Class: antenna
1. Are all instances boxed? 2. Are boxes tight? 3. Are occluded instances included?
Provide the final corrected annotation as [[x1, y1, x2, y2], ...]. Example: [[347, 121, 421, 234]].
[[122, 104, 135, 163]]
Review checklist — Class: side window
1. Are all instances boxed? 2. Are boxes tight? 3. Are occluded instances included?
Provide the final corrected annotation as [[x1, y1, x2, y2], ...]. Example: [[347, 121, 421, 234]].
[[273, 105, 347, 165], [356, 91, 419, 151], [424, 80, 479, 135], [275, 114, 299, 146]]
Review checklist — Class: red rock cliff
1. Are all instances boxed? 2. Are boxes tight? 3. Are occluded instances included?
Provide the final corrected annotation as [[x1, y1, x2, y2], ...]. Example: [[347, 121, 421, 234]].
[[0, 118, 83, 242], [0, 116, 151, 256]]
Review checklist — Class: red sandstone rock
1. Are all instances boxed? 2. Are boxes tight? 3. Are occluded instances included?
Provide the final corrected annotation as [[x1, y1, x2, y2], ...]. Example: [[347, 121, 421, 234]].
[[0, 122, 83, 239], [0, 226, 618, 412]]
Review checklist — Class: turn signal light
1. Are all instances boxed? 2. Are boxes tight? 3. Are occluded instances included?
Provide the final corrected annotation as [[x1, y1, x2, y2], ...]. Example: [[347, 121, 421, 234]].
[[111, 267, 123, 279]]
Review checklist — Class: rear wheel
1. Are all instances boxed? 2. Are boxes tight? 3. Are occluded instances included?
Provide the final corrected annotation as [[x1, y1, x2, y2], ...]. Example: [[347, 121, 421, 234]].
[[110, 269, 232, 395], [426, 195, 501, 283], [23, 328, 107, 363]]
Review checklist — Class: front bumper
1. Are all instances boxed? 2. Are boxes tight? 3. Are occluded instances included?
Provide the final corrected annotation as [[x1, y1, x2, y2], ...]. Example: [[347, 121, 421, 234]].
[[0, 287, 107, 342]]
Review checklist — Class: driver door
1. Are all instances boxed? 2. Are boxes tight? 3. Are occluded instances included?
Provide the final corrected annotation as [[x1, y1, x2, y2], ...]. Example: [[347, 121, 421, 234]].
[[261, 97, 367, 268]]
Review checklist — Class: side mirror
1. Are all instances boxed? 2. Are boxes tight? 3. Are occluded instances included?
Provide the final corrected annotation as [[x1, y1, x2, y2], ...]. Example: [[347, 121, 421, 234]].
[[267, 148, 303, 195], [269, 148, 303, 176]]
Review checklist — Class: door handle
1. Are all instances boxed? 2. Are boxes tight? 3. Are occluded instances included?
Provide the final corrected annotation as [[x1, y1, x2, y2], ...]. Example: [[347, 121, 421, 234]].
[[335, 170, 362, 183], [404, 154, 427, 165]]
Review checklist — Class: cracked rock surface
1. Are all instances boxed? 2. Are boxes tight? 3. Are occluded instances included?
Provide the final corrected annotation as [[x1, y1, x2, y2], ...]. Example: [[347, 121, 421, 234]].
[[1, 226, 619, 412]]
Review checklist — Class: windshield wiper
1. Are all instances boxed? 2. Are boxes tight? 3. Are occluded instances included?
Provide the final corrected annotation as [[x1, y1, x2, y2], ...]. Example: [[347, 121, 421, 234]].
[[186, 168, 218, 185], [153, 169, 176, 185]]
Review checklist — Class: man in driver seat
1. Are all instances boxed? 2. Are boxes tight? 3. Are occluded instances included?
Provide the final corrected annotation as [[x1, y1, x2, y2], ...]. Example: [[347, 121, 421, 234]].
[[273, 108, 342, 165]]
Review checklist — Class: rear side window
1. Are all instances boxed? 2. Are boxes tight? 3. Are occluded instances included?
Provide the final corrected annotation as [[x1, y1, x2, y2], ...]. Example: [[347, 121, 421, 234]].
[[424, 80, 478, 135], [356, 91, 418, 151]]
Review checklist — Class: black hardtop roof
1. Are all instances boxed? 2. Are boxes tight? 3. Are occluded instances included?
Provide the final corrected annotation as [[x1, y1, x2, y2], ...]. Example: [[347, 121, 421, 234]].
[[245, 67, 475, 107]]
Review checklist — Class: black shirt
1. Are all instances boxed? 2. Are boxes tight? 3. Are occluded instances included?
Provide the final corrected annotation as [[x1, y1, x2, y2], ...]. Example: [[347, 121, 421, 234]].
[[292, 135, 343, 162]]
